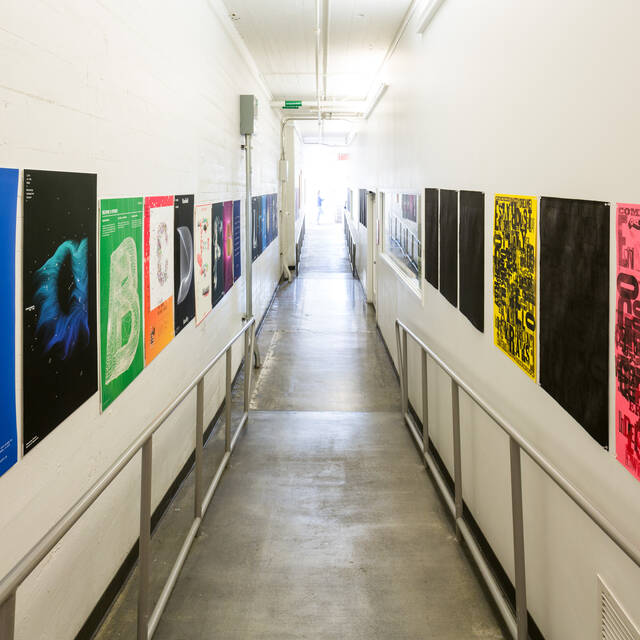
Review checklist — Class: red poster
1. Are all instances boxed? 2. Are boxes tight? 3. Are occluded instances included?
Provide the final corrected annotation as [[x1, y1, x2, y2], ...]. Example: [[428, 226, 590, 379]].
[[223, 200, 233, 292], [616, 202, 640, 479], [144, 195, 175, 365]]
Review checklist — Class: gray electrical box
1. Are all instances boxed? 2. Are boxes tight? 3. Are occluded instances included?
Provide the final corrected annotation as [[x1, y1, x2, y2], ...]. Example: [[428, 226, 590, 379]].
[[240, 94, 258, 135]]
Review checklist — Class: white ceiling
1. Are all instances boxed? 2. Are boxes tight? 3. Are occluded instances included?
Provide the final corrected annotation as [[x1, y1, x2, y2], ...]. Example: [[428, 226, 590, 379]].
[[222, 0, 414, 136]]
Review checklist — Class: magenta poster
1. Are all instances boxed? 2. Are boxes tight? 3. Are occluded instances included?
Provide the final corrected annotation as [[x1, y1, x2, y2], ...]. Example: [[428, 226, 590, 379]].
[[616, 202, 640, 479], [223, 200, 233, 293]]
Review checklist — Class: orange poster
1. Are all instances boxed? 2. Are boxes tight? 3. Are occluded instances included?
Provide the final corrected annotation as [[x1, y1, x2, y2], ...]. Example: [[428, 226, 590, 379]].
[[144, 195, 175, 365]]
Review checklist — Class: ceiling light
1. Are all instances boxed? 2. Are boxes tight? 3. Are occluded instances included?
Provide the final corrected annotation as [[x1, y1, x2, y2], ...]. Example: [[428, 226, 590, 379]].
[[417, 0, 445, 35]]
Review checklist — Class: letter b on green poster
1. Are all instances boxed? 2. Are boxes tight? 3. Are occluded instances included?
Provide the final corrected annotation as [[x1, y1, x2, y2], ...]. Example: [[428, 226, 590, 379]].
[[100, 198, 145, 410]]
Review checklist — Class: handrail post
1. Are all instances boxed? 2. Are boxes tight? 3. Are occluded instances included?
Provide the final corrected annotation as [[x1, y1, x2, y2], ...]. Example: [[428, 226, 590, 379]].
[[0, 592, 16, 640], [225, 348, 232, 452], [194, 379, 204, 519], [401, 328, 408, 416], [451, 380, 463, 539], [395, 323, 406, 416], [421, 349, 429, 455], [137, 438, 152, 640], [510, 437, 528, 639], [244, 324, 251, 413]]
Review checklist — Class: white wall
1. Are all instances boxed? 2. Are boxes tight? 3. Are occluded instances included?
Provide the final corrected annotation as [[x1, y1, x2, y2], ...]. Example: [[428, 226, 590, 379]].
[[351, 1, 640, 638], [0, 1, 281, 638], [282, 123, 304, 268]]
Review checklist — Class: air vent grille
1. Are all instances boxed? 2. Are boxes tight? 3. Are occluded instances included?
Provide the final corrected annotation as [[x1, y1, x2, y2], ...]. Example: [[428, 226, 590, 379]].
[[599, 576, 640, 640]]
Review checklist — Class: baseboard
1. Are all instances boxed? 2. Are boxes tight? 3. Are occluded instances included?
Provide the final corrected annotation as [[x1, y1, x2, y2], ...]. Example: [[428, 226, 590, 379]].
[[77, 284, 277, 640], [406, 402, 546, 640]]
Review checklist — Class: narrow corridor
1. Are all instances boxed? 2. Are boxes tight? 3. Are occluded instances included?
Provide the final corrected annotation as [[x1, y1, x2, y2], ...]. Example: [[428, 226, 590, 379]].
[[98, 220, 504, 639]]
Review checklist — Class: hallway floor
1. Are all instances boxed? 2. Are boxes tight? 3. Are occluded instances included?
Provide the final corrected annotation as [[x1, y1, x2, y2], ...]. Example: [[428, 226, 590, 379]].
[[96, 220, 504, 639]]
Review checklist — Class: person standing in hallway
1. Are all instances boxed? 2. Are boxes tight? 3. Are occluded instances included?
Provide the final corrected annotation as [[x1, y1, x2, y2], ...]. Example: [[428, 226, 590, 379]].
[[316, 190, 324, 224]]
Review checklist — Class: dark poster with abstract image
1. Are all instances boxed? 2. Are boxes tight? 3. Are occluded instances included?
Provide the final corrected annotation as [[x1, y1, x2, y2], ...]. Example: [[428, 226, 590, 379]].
[[0, 168, 18, 476], [23, 170, 98, 453], [233, 199, 241, 281], [540, 196, 609, 447], [424, 188, 439, 288], [173, 194, 195, 335], [212, 203, 224, 307], [252, 196, 259, 261], [223, 201, 233, 293], [439, 189, 458, 307], [261, 195, 268, 250], [459, 191, 484, 332]]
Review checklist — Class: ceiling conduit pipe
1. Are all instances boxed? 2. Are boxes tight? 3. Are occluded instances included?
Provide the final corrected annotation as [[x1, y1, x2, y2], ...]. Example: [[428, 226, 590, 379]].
[[315, 0, 322, 130]]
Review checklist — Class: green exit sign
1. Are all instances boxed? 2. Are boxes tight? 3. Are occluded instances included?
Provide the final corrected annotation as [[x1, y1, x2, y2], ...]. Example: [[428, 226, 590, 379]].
[[283, 100, 302, 108]]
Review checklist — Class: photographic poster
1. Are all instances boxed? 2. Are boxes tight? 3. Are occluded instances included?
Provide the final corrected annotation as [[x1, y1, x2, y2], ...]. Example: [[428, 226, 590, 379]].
[[252, 196, 259, 261], [261, 195, 268, 252], [616, 202, 640, 477], [144, 196, 174, 365], [173, 194, 195, 336], [223, 200, 233, 293], [0, 168, 18, 475], [23, 170, 98, 452], [100, 197, 145, 411], [493, 194, 537, 379], [424, 188, 439, 289], [459, 191, 485, 332], [233, 199, 241, 282], [194, 203, 212, 324], [439, 189, 458, 307], [212, 202, 224, 307], [402, 194, 417, 222], [540, 196, 609, 447]]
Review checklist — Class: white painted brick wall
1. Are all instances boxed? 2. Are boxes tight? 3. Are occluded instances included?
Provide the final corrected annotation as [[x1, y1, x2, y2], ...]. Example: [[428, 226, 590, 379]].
[[0, 1, 281, 637]]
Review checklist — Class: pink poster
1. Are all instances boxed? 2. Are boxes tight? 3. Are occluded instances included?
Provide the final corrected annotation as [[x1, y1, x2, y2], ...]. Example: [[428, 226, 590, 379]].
[[223, 200, 233, 293], [616, 202, 640, 479]]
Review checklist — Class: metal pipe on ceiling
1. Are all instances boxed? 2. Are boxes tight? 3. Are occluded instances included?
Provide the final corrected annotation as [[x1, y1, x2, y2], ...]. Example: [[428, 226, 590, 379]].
[[315, 0, 322, 129]]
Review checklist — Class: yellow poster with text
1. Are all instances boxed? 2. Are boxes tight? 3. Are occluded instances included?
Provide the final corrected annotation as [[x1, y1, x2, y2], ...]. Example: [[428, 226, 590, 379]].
[[493, 194, 537, 379]]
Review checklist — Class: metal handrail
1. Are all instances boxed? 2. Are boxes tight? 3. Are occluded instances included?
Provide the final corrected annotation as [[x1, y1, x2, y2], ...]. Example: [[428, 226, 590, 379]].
[[0, 318, 256, 640], [395, 318, 640, 640], [343, 213, 357, 277]]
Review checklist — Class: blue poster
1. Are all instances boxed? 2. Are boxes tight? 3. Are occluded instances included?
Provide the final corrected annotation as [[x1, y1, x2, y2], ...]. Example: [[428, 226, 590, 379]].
[[0, 168, 18, 477], [261, 194, 268, 251], [233, 199, 241, 282]]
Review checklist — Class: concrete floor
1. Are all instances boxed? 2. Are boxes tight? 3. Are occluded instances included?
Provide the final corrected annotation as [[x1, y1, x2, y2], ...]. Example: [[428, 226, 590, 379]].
[[95, 220, 504, 639]]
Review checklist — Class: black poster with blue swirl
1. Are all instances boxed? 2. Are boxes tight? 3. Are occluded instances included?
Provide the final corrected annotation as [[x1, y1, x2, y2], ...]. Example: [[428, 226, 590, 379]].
[[23, 170, 98, 453]]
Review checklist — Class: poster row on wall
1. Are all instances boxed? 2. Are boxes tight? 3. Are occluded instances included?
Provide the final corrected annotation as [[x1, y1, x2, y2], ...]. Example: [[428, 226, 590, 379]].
[[1, 167, 279, 478], [422, 189, 640, 481], [251, 193, 278, 261], [425, 189, 485, 332]]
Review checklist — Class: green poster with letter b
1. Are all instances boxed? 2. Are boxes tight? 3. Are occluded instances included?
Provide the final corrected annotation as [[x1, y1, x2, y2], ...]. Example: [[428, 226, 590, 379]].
[[100, 198, 145, 410]]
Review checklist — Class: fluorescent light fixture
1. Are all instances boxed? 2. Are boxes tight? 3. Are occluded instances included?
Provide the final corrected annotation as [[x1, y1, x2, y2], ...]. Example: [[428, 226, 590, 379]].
[[417, 0, 446, 35], [365, 83, 388, 120]]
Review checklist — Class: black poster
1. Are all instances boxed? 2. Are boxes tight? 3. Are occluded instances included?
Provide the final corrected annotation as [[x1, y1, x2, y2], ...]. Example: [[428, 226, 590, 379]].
[[540, 196, 609, 446], [173, 194, 195, 335], [233, 199, 241, 282], [23, 170, 97, 452], [459, 191, 484, 332], [439, 189, 458, 307], [251, 196, 259, 261], [359, 189, 367, 227], [424, 188, 439, 288], [212, 202, 224, 307]]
